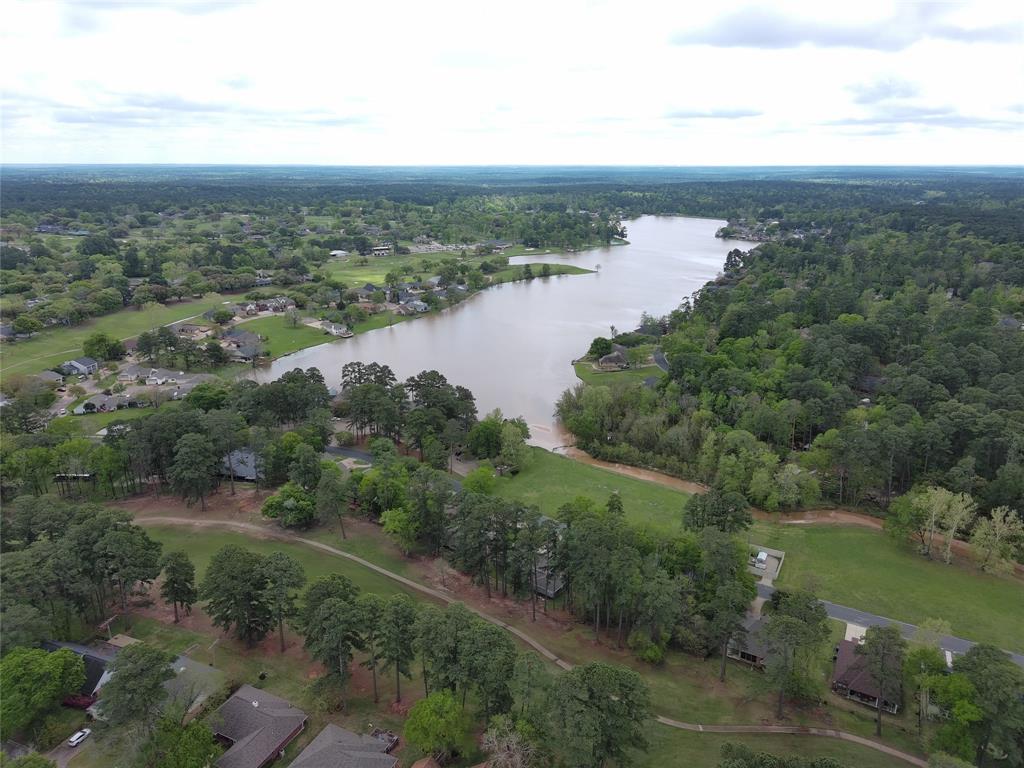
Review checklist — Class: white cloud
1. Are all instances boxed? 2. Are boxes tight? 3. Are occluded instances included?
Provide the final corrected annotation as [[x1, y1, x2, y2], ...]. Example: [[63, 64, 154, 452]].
[[0, 0, 1021, 164]]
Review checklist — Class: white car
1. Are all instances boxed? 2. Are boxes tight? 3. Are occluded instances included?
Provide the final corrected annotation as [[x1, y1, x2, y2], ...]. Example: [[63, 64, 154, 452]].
[[58, 408, 67, 416], [68, 728, 92, 747]]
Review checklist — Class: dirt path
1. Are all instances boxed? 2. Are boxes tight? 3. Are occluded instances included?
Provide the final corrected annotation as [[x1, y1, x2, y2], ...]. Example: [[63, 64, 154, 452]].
[[135, 515, 926, 766]]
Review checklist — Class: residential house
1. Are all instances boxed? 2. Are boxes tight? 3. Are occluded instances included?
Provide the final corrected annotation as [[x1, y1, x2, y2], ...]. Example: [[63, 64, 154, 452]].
[[598, 345, 629, 371], [204, 305, 240, 322], [173, 323, 209, 339], [322, 322, 353, 338], [223, 329, 262, 348], [41, 641, 115, 703], [483, 239, 514, 252], [210, 685, 307, 768], [254, 277, 274, 287], [34, 370, 65, 386], [726, 616, 770, 668], [371, 243, 393, 256], [996, 316, 1024, 331], [356, 283, 381, 301], [831, 639, 901, 713], [60, 357, 100, 376], [289, 724, 398, 768], [407, 300, 429, 314], [73, 393, 141, 415], [0, 324, 15, 340], [222, 448, 261, 482]]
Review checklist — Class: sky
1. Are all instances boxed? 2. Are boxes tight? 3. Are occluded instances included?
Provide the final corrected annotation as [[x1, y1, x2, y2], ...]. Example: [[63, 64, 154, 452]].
[[1, 0, 1022, 165]]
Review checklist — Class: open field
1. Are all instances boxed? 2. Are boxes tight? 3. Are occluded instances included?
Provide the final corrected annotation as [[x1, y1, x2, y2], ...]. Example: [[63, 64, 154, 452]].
[[322, 247, 569, 285], [488, 262, 593, 283], [493, 447, 688, 531], [573, 360, 665, 387], [146, 525, 421, 599], [757, 522, 1024, 653], [238, 315, 332, 358], [0, 294, 232, 376]]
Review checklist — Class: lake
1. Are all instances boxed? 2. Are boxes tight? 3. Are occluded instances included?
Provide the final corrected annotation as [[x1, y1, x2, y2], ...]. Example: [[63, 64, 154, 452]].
[[254, 216, 752, 448]]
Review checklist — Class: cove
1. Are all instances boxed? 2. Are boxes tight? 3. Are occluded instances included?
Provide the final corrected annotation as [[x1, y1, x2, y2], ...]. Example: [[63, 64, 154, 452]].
[[253, 216, 753, 448]]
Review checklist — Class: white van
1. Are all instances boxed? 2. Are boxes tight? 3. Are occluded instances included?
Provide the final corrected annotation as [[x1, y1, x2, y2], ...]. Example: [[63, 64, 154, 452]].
[[754, 551, 769, 570]]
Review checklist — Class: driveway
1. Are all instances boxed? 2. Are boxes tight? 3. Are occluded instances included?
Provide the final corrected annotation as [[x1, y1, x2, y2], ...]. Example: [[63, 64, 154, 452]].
[[47, 739, 91, 768]]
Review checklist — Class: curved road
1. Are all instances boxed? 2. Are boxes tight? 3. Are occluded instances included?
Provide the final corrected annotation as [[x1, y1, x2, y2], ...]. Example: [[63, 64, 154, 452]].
[[137, 515, 926, 767]]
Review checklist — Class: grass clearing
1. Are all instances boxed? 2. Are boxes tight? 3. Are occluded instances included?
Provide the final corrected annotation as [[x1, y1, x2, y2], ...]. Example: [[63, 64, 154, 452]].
[[493, 447, 688, 532], [145, 525, 421, 599], [573, 361, 664, 387], [755, 522, 1024, 653], [0, 294, 233, 376], [237, 315, 331, 358]]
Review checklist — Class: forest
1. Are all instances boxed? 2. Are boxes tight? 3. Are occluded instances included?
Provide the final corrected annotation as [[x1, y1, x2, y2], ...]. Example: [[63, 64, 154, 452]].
[[556, 175, 1024, 543]]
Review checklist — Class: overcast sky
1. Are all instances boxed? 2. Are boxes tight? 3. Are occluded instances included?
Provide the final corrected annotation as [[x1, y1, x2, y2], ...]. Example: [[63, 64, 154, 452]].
[[1, 0, 1021, 165]]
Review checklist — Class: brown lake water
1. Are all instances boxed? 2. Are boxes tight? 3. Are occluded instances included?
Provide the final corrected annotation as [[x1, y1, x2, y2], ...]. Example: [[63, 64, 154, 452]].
[[254, 216, 752, 448]]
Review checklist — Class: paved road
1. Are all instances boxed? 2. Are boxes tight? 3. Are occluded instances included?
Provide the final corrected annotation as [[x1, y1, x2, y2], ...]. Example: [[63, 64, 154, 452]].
[[755, 584, 1024, 668], [137, 515, 926, 766]]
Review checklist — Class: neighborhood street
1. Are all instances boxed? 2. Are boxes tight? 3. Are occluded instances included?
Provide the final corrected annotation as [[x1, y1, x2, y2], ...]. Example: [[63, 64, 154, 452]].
[[755, 583, 1024, 668]]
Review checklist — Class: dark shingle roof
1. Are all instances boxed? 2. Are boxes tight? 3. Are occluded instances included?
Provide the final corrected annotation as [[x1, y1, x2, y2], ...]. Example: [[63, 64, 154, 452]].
[[211, 685, 307, 768], [832, 639, 882, 700], [290, 724, 397, 768]]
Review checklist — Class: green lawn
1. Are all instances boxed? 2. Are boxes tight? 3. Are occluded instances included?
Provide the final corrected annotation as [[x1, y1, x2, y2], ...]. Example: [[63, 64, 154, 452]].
[[0, 294, 232, 376], [641, 729, 911, 768], [573, 361, 665, 387], [493, 447, 688, 532], [69, 404, 166, 434], [145, 525, 425, 600], [755, 522, 1024, 653], [489, 263, 593, 284], [237, 316, 331, 358]]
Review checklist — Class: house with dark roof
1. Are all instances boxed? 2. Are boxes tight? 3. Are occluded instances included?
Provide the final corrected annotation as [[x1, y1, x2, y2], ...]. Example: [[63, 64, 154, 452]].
[[726, 615, 770, 668], [831, 639, 901, 713], [223, 448, 261, 482], [60, 357, 100, 376], [598, 344, 629, 371], [210, 685, 307, 768], [41, 641, 115, 700], [34, 370, 65, 386], [996, 316, 1024, 331], [289, 724, 397, 768]]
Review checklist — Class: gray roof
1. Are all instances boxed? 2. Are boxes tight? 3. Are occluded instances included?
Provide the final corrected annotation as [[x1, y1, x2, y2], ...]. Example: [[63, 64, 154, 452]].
[[290, 724, 396, 768], [36, 370, 65, 382], [211, 685, 307, 768]]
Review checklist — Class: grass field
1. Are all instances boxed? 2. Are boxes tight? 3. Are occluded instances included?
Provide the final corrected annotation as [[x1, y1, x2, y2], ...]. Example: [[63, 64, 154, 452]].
[[489, 263, 593, 283], [757, 522, 1024, 653], [146, 525, 424, 600], [0, 294, 233, 376], [573, 361, 665, 387], [641, 730, 910, 768], [237, 315, 331, 358], [493, 447, 688, 531]]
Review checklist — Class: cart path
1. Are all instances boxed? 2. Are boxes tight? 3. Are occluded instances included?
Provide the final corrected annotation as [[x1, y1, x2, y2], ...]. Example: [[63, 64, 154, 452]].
[[137, 515, 927, 767]]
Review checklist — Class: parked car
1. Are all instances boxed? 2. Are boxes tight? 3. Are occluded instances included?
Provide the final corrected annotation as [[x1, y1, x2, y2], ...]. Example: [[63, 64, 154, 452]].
[[68, 728, 92, 747], [58, 408, 67, 415]]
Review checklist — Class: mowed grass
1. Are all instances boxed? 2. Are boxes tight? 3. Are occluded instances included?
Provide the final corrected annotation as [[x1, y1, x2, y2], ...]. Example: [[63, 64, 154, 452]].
[[0, 294, 232, 376], [144, 525, 423, 600], [573, 361, 665, 387], [493, 447, 687, 532], [755, 522, 1024, 653], [237, 315, 332, 358], [641, 730, 911, 768]]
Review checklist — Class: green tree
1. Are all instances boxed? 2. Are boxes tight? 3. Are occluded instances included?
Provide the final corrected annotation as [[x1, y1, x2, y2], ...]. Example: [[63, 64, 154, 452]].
[[316, 462, 349, 538], [202, 409, 247, 495], [380, 594, 418, 702], [199, 545, 272, 647], [709, 579, 755, 681], [954, 644, 1024, 766], [763, 590, 830, 718], [169, 433, 219, 510], [860, 624, 907, 737], [261, 482, 317, 528], [297, 574, 360, 635], [305, 597, 363, 702], [970, 506, 1024, 572], [381, 507, 419, 555], [159, 551, 197, 623], [261, 552, 306, 653], [288, 443, 322, 491], [97, 642, 174, 729], [139, 715, 221, 768], [549, 662, 650, 768], [682, 489, 751, 533], [0, 605, 50, 656], [0, 754, 57, 768], [357, 593, 385, 703], [0, 648, 84, 736], [463, 464, 497, 495], [498, 421, 530, 474], [404, 690, 467, 761]]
